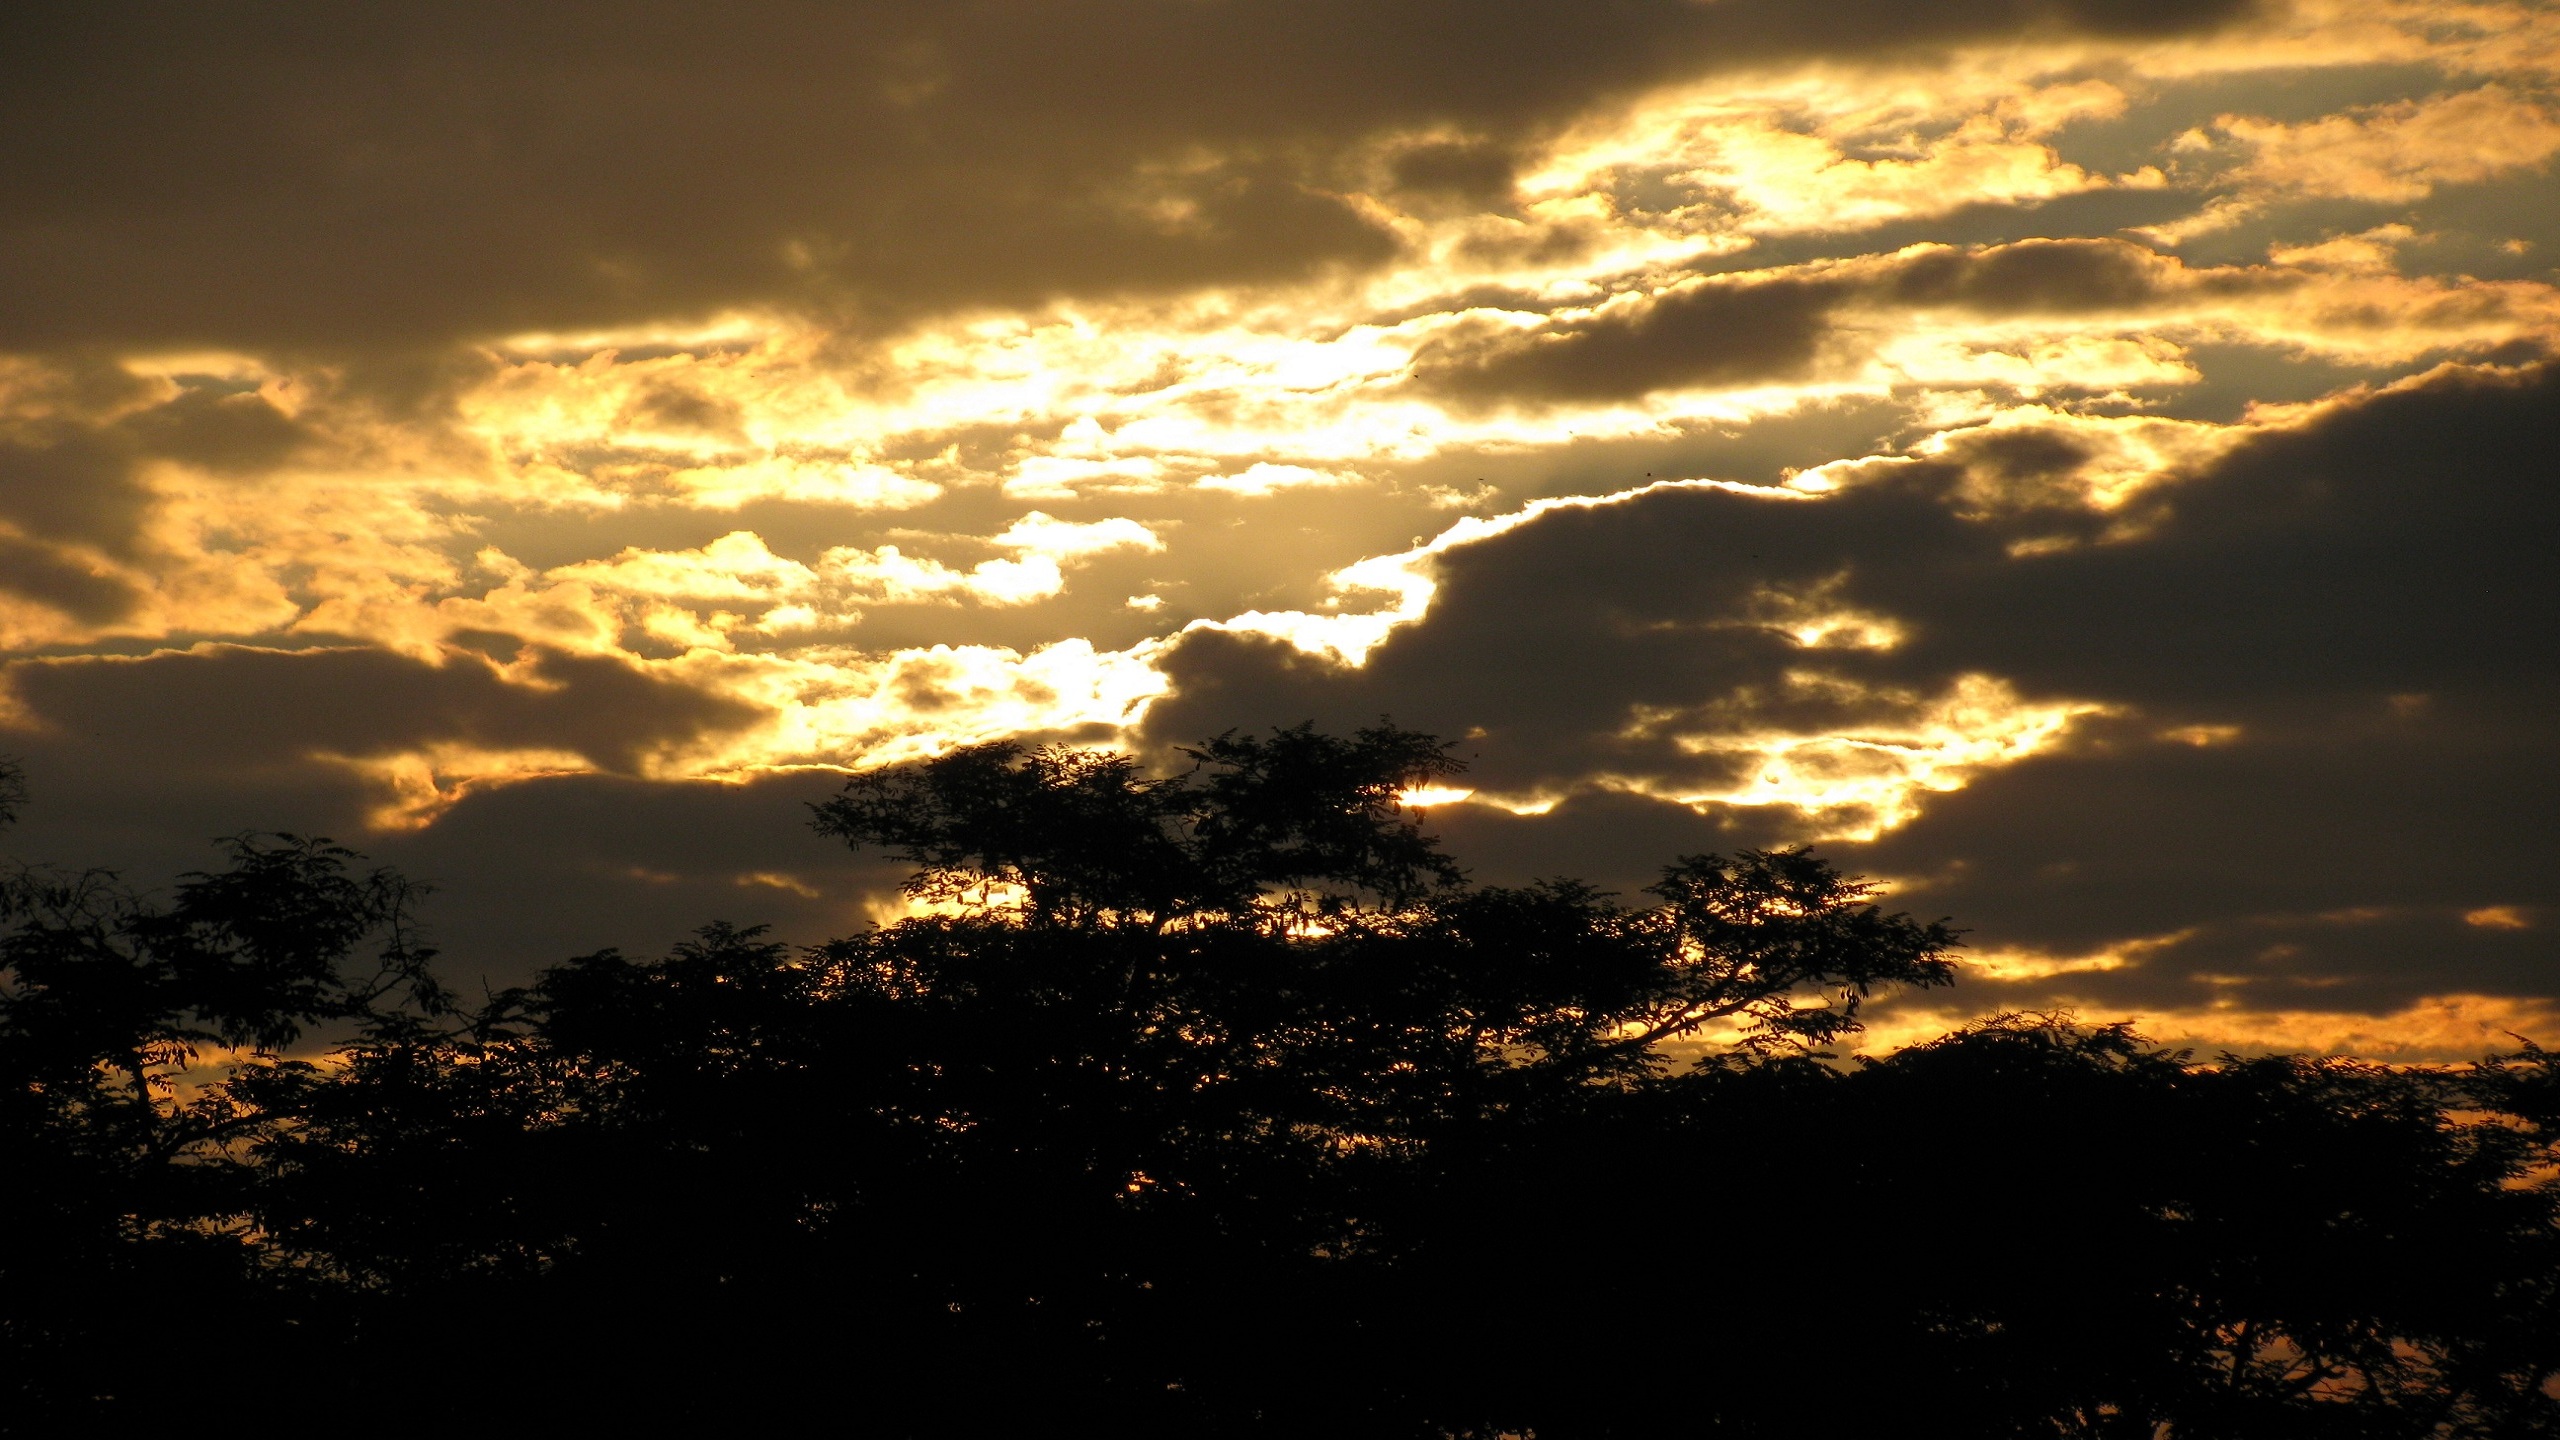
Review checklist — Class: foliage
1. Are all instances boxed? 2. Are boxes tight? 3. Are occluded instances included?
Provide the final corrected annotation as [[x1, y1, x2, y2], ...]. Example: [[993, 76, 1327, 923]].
[[1, 734, 2555, 1436], [808, 723, 1471, 922], [0, 825, 443, 1423]]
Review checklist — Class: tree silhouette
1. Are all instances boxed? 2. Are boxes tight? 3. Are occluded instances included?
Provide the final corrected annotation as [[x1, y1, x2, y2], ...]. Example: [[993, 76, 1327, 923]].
[[0, 816, 443, 1425], [811, 724, 1470, 922], [2, 731, 2556, 1436]]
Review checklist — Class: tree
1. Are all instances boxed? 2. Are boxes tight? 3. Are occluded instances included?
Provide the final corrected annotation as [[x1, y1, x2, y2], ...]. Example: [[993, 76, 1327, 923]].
[[809, 722, 1471, 924], [3, 728, 2556, 1437], [0, 825, 443, 1426], [810, 723, 1959, 1059], [1398, 1016, 2560, 1438]]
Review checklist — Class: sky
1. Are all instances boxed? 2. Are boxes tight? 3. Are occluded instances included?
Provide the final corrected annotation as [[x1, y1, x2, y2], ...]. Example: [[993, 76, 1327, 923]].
[[3, 0, 2556, 1058]]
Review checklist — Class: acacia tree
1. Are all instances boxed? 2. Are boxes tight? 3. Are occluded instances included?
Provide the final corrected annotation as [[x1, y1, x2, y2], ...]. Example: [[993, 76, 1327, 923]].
[[809, 723, 1959, 1061], [809, 724, 1472, 924]]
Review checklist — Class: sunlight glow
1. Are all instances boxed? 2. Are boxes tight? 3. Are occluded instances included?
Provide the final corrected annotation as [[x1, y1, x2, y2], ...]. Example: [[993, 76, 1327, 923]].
[[1397, 786, 1476, 808], [1636, 674, 2109, 839], [1852, 993, 2560, 1063]]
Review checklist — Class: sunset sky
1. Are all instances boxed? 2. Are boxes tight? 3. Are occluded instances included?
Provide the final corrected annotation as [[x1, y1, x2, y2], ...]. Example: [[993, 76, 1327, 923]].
[[3, 0, 2555, 1057]]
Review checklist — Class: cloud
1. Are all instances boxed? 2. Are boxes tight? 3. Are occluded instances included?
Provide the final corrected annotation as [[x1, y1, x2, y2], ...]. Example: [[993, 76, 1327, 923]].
[[0, 744, 903, 988], [1843, 709, 2560, 1013], [9, 14, 2546, 687], [0, 378, 352, 641], [1854, 991, 2560, 1063], [1807, 405, 2250, 515], [0, 0, 2263, 360], [1834, 359, 2560, 1010], [0, 533, 139, 631], [1198, 462, 1358, 496], [1852, 360, 2560, 712], [356, 769, 906, 985], [5, 0, 2558, 1061], [0, 363, 314, 563], [1412, 276, 1846, 403], [1399, 236, 2553, 407], [1142, 357, 2560, 1021], [2226, 86, 2560, 201], [3, 642, 763, 776], [1881, 237, 2185, 314], [551, 531, 818, 605], [2147, 83, 2560, 239], [550, 513, 1162, 640]]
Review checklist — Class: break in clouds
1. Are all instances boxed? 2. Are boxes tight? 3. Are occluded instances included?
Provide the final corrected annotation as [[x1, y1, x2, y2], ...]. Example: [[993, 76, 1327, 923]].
[[3, 0, 2556, 1055]]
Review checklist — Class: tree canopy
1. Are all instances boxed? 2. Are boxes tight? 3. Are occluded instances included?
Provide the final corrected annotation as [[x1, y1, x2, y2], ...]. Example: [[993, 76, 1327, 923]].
[[2, 733, 2556, 1437]]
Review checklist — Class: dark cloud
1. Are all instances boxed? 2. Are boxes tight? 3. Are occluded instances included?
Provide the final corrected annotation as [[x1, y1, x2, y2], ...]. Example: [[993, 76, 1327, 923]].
[[1840, 360, 2560, 1007], [0, 426, 151, 555], [1405, 238, 2283, 405], [0, 0, 2257, 361], [5, 642, 764, 774], [368, 770, 904, 985], [0, 745, 901, 987], [0, 381, 317, 623], [1863, 359, 2560, 713], [1849, 709, 2560, 1013], [1388, 140, 1522, 205], [1142, 476, 1963, 798], [118, 388, 311, 475], [615, 379, 750, 445], [1424, 785, 1800, 893], [0, 645, 815, 983], [1882, 237, 2199, 314], [0, 532, 138, 624], [1146, 359, 2560, 1013], [1412, 277, 1846, 403]]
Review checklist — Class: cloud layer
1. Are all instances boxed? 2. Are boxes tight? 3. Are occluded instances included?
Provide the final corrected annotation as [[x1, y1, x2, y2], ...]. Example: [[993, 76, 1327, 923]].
[[3, 0, 2555, 1049]]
